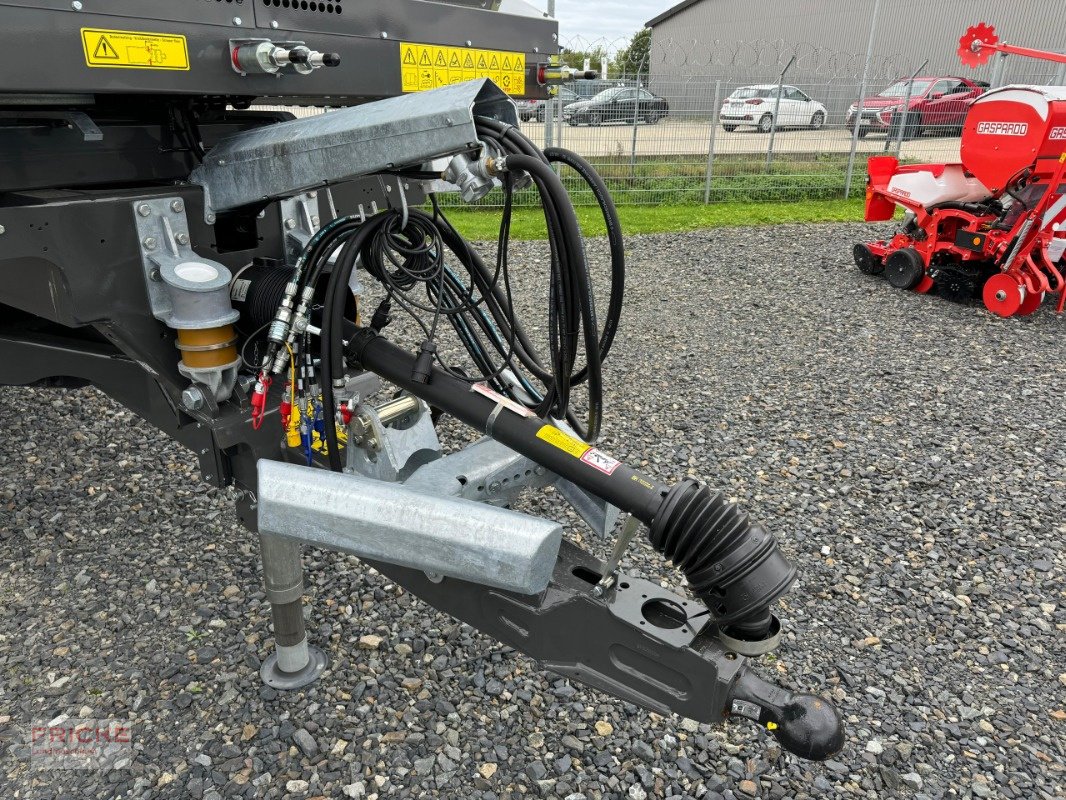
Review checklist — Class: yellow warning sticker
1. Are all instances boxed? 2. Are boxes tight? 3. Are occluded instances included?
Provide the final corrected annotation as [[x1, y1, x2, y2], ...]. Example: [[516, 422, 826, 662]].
[[81, 28, 189, 71], [536, 425, 590, 459], [400, 42, 525, 96]]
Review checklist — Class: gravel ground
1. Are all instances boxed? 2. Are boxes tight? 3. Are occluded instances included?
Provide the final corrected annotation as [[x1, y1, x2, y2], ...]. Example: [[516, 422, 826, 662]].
[[2, 222, 1065, 800]]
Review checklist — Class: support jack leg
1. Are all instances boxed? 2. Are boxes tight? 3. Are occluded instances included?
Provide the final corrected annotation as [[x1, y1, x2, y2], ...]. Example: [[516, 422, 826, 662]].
[[259, 533, 328, 689]]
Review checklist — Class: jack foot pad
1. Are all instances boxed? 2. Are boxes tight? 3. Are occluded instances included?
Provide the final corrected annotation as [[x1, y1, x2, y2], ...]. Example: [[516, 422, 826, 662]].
[[260, 646, 329, 690]]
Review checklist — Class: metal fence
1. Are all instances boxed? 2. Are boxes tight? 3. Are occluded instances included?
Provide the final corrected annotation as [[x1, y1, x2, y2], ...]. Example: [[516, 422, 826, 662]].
[[256, 28, 1066, 208]]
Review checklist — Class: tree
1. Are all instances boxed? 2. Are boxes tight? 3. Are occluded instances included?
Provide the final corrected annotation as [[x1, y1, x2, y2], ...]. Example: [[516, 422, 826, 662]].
[[615, 28, 652, 77], [559, 44, 609, 72]]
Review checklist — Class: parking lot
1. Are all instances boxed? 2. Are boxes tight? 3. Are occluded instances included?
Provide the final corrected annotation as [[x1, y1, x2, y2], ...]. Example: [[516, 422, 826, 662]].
[[519, 118, 962, 161]]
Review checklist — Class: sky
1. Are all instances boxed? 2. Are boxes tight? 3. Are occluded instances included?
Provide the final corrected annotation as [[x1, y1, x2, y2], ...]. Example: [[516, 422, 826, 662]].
[[550, 0, 667, 45]]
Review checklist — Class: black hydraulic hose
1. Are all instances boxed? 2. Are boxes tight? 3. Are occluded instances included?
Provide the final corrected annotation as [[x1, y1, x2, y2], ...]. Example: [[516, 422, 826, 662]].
[[544, 147, 625, 380], [501, 153, 603, 441], [320, 215, 391, 471], [346, 328, 795, 635]]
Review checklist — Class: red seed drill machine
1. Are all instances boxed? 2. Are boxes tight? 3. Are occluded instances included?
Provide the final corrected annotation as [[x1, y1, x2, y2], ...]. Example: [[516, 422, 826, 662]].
[[856, 24, 1066, 317]]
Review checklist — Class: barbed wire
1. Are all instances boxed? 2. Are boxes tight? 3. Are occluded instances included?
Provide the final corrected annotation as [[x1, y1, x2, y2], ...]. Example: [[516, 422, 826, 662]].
[[562, 35, 921, 82]]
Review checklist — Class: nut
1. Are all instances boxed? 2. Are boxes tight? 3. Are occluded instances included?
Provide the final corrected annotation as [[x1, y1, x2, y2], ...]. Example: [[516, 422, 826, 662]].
[[181, 386, 205, 412]]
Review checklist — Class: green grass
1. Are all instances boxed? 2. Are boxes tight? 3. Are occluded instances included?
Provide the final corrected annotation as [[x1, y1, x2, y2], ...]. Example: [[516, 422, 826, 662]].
[[441, 197, 865, 240], [438, 152, 858, 208]]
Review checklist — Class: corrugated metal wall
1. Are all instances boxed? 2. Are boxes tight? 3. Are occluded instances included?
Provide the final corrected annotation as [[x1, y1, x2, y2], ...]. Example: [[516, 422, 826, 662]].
[[647, 0, 1065, 116]]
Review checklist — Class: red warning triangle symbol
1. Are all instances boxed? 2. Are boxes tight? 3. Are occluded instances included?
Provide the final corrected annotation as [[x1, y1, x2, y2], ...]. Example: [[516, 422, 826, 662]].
[[93, 35, 119, 60]]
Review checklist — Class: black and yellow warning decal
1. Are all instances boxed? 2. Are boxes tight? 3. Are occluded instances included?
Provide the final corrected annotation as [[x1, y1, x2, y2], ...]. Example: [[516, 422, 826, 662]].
[[536, 425, 590, 459], [81, 28, 189, 71], [400, 42, 525, 95]]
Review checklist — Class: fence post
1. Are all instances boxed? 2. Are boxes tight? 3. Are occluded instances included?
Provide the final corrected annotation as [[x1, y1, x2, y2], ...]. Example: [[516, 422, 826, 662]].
[[703, 80, 722, 204], [888, 59, 927, 155], [990, 52, 1007, 88], [844, 0, 883, 199], [629, 54, 649, 177], [766, 55, 796, 170]]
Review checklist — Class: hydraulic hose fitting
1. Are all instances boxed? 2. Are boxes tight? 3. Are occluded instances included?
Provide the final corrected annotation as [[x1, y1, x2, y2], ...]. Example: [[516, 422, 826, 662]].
[[649, 479, 796, 643]]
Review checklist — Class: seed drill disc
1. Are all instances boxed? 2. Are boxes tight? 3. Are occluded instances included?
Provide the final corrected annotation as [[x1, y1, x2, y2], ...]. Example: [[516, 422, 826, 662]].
[[913, 274, 935, 294], [853, 242, 883, 275], [982, 273, 1024, 317], [1017, 288, 1044, 316], [884, 249, 924, 290]]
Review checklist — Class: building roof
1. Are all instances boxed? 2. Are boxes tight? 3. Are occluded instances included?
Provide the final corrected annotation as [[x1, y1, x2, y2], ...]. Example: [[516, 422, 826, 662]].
[[646, 0, 706, 28]]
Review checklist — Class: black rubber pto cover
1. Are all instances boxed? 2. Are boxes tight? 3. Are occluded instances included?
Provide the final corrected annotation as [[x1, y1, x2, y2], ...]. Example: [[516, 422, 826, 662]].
[[884, 248, 924, 289]]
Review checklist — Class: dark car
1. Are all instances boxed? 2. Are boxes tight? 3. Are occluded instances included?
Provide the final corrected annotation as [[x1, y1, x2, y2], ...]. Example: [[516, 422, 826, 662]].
[[846, 76, 988, 138], [516, 86, 579, 123], [564, 87, 669, 126]]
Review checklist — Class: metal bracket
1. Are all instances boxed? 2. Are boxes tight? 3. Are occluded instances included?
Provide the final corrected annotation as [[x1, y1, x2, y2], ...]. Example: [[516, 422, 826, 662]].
[[557, 477, 622, 537], [132, 197, 238, 329], [279, 192, 321, 267], [593, 514, 641, 596], [345, 396, 442, 482], [403, 436, 554, 507]]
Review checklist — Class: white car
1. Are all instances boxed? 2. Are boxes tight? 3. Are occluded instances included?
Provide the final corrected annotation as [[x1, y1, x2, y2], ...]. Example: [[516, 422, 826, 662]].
[[719, 85, 827, 132]]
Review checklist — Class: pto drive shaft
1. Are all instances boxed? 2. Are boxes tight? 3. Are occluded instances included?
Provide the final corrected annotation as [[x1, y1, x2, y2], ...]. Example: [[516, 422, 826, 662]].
[[348, 329, 793, 641], [346, 329, 844, 760]]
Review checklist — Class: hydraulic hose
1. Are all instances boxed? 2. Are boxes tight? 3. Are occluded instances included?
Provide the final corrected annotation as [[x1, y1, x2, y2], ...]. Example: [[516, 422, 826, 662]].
[[498, 152, 603, 441], [346, 328, 795, 635]]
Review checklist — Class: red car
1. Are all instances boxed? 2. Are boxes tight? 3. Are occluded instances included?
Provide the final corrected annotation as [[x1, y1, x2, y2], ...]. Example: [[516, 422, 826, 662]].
[[846, 76, 989, 138]]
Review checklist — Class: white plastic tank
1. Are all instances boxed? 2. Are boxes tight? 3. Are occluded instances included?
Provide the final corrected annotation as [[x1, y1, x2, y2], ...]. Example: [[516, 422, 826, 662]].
[[886, 164, 992, 207]]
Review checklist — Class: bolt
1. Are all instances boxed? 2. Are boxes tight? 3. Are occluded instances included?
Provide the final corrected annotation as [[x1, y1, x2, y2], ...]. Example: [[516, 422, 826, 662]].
[[270, 20, 279, 29], [142, 236, 157, 250], [206, 213, 217, 225], [137, 203, 152, 217], [380, 31, 388, 39], [182, 386, 206, 412], [237, 374, 256, 394], [284, 218, 296, 230], [170, 199, 185, 213], [232, 16, 242, 25], [533, 465, 545, 476], [0, 224, 5, 236], [533, 47, 539, 53], [552, 33, 558, 42], [487, 480, 502, 495], [310, 215, 320, 226], [149, 268, 161, 282], [309, 190, 318, 198], [465, 40, 472, 47], [71, 0, 82, 9], [176, 232, 190, 245]]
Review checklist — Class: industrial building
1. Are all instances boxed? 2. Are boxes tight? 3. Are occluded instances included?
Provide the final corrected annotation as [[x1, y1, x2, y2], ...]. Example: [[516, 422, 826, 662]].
[[644, 0, 1065, 117]]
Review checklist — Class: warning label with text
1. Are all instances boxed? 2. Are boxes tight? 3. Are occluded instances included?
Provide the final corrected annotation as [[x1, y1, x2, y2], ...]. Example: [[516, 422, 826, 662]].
[[400, 42, 525, 96], [82, 28, 189, 71]]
